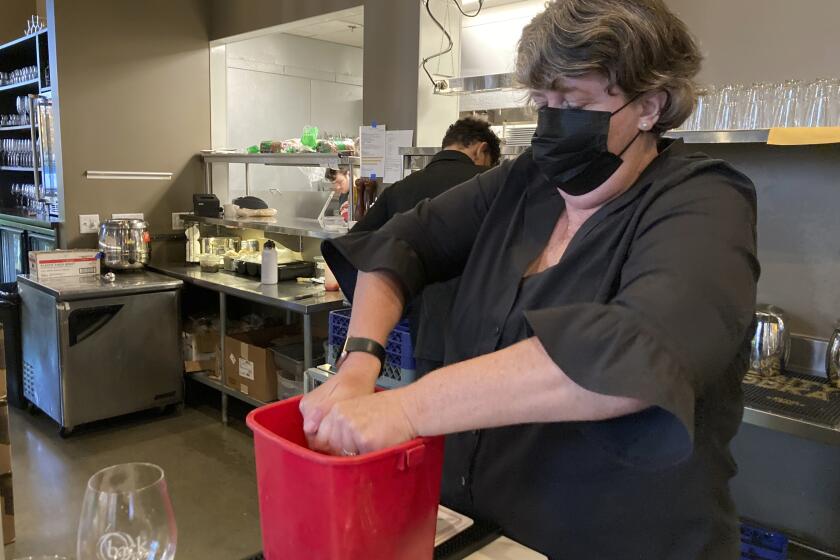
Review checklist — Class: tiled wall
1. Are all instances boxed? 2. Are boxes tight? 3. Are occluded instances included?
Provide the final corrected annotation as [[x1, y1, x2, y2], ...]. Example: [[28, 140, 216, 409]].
[[223, 33, 363, 201]]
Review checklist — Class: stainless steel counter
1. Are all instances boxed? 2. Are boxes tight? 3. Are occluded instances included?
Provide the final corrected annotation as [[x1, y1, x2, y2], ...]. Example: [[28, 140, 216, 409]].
[[18, 270, 182, 301], [179, 214, 346, 240], [150, 263, 347, 422], [742, 406, 840, 446], [148, 263, 345, 314]]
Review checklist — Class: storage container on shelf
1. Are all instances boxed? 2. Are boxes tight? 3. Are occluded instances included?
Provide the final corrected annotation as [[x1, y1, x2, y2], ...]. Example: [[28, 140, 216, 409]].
[[326, 308, 416, 388]]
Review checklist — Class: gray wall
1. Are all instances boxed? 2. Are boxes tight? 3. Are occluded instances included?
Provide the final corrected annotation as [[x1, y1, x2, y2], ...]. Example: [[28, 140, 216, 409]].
[[51, 0, 211, 248], [667, 0, 840, 84], [0, 0, 40, 45], [694, 143, 840, 339], [207, 0, 360, 42]]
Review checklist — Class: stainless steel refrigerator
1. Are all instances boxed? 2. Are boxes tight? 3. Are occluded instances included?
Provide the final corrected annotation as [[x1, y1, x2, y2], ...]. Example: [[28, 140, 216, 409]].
[[19, 271, 183, 435]]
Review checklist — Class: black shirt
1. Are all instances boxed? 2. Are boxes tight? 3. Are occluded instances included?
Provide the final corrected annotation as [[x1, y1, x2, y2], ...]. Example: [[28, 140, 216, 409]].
[[322, 139, 759, 559], [352, 150, 487, 369], [351, 150, 487, 233]]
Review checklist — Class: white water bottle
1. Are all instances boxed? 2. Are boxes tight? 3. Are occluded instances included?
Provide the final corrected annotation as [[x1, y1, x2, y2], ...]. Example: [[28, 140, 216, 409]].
[[261, 240, 278, 284]]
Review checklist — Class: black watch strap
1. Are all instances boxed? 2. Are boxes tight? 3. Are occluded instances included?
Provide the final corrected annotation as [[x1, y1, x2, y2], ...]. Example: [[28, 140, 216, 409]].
[[342, 337, 387, 365]]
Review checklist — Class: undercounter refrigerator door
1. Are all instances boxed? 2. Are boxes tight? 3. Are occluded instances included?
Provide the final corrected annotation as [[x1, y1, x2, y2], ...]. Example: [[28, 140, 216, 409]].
[[59, 289, 183, 429], [20, 282, 63, 424]]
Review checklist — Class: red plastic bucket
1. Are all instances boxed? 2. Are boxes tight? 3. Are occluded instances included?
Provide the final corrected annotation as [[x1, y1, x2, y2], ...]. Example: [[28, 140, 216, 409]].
[[246, 396, 445, 560]]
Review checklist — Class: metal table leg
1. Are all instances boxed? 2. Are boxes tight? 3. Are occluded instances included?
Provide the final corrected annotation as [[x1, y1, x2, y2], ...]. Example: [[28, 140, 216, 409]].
[[220, 291, 228, 425], [303, 313, 313, 370]]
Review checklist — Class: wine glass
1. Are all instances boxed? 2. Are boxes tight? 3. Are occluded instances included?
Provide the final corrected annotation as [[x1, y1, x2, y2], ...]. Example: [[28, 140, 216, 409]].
[[77, 463, 177, 560]]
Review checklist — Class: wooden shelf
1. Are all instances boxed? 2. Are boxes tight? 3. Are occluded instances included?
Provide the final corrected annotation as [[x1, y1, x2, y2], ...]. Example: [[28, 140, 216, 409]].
[[0, 78, 39, 93], [0, 125, 30, 132]]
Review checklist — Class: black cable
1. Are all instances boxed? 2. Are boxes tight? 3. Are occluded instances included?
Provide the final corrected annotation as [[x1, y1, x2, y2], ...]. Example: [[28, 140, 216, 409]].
[[421, 0, 453, 90], [451, 0, 484, 17], [421, 0, 485, 91]]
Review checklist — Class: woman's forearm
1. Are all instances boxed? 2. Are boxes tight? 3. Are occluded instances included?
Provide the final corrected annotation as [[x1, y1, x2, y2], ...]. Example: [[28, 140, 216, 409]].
[[341, 270, 406, 382], [399, 337, 648, 436]]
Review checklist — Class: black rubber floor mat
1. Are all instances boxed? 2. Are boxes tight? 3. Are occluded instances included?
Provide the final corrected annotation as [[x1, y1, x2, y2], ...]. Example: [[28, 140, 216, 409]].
[[743, 371, 840, 427]]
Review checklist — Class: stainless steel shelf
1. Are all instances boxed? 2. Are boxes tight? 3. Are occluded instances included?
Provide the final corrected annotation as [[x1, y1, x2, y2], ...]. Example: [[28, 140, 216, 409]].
[[0, 125, 31, 132], [188, 371, 267, 408], [0, 166, 35, 172], [742, 405, 840, 446], [200, 152, 357, 167], [434, 72, 519, 96], [0, 32, 36, 53], [0, 209, 58, 229], [665, 129, 771, 144], [179, 213, 346, 240], [0, 78, 39, 93], [148, 263, 347, 314], [400, 145, 528, 157]]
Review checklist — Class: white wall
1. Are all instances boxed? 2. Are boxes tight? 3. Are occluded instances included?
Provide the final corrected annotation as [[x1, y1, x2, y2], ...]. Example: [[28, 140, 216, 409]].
[[458, 0, 543, 113], [416, 0, 462, 146], [223, 33, 363, 201]]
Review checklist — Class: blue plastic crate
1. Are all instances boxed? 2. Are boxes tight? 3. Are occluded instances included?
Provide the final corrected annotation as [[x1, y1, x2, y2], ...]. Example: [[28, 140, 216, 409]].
[[326, 343, 417, 388], [740, 523, 788, 560], [328, 308, 416, 370]]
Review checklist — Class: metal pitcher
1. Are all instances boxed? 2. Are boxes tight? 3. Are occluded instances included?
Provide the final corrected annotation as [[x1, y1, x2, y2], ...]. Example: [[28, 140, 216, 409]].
[[826, 322, 840, 387], [750, 305, 790, 377]]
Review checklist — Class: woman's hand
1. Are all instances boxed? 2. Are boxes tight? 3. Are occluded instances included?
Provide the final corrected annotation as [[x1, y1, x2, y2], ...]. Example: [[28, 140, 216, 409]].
[[308, 389, 419, 456], [300, 352, 380, 440]]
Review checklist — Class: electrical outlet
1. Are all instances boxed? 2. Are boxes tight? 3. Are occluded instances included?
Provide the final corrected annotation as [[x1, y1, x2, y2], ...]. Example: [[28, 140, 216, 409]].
[[79, 214, 100, 234], [172, 212, 186, 230]]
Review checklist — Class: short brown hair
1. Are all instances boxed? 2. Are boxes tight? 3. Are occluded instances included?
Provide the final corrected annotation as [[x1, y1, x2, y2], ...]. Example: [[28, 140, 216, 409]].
[[516, 0, 702, 133]]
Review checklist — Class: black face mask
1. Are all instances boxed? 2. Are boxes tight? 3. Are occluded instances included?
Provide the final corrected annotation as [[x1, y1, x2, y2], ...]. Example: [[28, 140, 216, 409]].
[[531, 98, 642, 196]]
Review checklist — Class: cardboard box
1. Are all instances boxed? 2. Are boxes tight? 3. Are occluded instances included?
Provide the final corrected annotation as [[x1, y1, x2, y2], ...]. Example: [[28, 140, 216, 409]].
[[0, 399, 12, 545], [184, 350, 220, 377], [29, 250, 100, 281], [0, 402, 9, 476], [183, 330, 219, 356], [1, 471, 13, 544], [183, 331, 221, 377], [224, 327, 298, 403]]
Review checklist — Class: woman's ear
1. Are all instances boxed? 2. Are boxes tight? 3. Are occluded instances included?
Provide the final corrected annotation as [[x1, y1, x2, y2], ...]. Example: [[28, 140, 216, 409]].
[[639, 90, 668, 129]]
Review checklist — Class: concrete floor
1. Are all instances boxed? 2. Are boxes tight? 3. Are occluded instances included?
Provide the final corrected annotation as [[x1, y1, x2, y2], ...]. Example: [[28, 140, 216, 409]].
[[3, 390, 262, 559]]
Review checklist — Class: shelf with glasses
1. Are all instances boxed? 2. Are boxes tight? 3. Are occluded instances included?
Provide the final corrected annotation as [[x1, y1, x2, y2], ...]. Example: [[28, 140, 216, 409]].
[[666, 129, 771, 144], [0, 78, 39, 93], [0, 166, 35, 172], [0, 125, 31, 132]]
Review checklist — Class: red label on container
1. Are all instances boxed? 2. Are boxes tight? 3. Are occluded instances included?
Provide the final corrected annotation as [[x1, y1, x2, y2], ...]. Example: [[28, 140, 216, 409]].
[[38, 257, 98, 264]]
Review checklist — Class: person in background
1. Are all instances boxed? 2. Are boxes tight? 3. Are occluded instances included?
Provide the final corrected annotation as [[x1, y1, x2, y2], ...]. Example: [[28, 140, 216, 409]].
[[325, 166, 351, 216], [351, 117, 501, 233], [352, 118, 501, 374]]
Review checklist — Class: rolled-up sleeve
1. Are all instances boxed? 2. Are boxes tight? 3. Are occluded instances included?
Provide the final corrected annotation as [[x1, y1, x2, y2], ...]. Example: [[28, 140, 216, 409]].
[[525, 168, 759, 461], [322, 161, 511, 301]]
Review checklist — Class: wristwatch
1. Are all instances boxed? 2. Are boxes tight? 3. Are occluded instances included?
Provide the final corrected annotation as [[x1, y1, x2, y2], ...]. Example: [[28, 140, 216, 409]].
[[339, 337, 386, 369]]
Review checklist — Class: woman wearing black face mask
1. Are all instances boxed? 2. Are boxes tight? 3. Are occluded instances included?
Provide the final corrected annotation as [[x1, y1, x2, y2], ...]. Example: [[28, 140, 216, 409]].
[[303, 0, 759, 558]]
